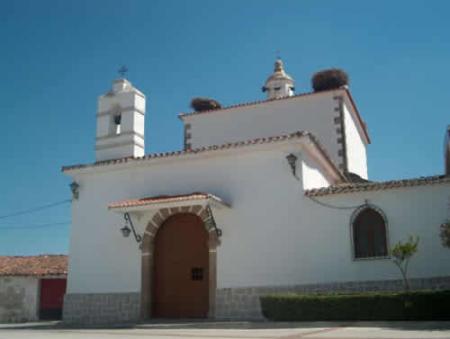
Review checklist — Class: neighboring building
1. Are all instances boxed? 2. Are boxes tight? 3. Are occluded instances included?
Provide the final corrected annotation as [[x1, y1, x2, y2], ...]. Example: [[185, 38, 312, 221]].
[[0, 255, 67, 323], [62, 59, 450, 325]]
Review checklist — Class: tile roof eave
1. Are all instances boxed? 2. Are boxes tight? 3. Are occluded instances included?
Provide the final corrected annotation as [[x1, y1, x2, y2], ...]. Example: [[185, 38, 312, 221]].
[[108, 192, 230, 210], [305, 175, 450, 197], [0, 272, 68, 277], [62, 131, 342, 177]]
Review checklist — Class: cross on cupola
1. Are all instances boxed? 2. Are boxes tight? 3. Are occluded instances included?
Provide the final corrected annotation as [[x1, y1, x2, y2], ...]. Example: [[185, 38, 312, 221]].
[[262, 58, 295, 99]]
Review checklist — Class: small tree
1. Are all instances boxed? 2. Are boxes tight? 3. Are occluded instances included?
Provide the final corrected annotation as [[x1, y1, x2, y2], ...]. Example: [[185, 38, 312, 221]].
[[391, 236, 419, 292], [440, 221, 450, 248]]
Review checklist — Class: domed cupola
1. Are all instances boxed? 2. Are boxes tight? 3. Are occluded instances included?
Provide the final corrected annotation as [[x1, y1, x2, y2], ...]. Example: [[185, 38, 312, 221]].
[[262, 58, 295, 99]]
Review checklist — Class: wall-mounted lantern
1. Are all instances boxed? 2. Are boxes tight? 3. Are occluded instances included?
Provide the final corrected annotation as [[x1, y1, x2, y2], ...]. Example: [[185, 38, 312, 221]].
[[120, 224, 131, 238], [70, 181, 80, 200], [120, 212, 142, 244], [286, 153, 298, 177]]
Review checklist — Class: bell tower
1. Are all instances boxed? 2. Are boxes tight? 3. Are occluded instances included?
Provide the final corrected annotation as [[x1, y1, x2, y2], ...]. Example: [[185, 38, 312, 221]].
[[262, 58, 295, 99], [95, 75, 146, 161]]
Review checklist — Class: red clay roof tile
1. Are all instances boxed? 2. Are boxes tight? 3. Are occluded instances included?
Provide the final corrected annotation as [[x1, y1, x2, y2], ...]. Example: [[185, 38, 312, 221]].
[[62, 131, 341, 179], [0, 255, 67, 277], [305, 175, 450, 197], [108, 193, 227, 209]]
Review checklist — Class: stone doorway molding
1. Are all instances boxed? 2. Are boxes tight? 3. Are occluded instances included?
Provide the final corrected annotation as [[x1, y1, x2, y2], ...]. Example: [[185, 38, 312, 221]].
[[111, 193, 229, 320], [141, 205, 217, 319]]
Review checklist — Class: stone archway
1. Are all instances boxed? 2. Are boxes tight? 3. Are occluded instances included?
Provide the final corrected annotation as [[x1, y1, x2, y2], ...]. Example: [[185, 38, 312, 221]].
[[140, 205, 220, 320]]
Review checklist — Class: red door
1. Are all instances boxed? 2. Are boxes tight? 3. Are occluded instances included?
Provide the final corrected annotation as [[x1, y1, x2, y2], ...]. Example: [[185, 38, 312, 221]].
[[39, 278, 67, 319], [153, 213, 209, 318]]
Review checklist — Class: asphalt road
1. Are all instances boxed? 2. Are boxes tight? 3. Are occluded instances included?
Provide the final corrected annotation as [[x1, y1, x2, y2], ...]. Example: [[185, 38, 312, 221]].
[[0, 321, 449, 339]]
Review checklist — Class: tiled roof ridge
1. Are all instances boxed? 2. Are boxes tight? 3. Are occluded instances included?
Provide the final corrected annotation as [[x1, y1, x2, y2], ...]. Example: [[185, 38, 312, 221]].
[[305, 175, 450, 197], [62, 130, 317, 172]]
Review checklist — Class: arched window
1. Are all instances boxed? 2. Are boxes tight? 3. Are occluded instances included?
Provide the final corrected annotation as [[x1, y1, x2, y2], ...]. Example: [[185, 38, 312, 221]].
[[352, 207, 388, 259]]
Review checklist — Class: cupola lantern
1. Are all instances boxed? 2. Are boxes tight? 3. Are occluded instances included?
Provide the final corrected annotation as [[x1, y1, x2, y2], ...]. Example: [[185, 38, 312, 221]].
[[262, 58, 295, 100]]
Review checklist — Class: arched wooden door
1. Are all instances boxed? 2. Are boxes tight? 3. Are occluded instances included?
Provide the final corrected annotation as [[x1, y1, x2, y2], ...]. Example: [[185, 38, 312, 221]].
[[153, 213, 209, 318]]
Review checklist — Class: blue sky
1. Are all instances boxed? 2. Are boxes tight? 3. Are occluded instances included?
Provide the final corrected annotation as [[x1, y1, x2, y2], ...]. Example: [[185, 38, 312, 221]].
[[0, 0, 449, 255]]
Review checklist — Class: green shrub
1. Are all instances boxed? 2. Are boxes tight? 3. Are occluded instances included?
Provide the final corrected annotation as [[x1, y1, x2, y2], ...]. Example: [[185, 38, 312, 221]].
[[260, 290, 450, 321]]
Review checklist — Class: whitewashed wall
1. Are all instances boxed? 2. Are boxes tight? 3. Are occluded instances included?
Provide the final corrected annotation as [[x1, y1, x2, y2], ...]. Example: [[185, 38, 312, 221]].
[[0, 277, 39, 323], [183, 89, 368, 179], [67, 145, 320, 293], [217, 181, 450, 288], [67, 144, 450, 294], [343, 101, 368, 178], [301, 152, 331, 190], [292, 185, 450, 286]]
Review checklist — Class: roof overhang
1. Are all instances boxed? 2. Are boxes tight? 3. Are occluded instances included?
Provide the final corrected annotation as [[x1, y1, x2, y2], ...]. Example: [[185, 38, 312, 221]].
[[62, 131, 346, 183], [305, 175, 450, 197], [108, 193, 230, 213]]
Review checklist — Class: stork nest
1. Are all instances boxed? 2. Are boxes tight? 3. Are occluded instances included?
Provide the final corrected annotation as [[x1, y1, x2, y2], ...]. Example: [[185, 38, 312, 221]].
[[191, 97, 222, 112], [312, 69, 349, 92]]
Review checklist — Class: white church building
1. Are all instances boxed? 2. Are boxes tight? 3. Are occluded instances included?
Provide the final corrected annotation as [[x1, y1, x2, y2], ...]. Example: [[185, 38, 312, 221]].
[[62, 60, 450, 325]]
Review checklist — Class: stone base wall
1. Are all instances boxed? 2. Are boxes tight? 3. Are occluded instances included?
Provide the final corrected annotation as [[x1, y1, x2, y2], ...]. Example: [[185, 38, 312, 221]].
[[0, 277, 39, 323], [63, 292, 140, 325], [62, 277, 450, 324], [215, 276, 450, 320]]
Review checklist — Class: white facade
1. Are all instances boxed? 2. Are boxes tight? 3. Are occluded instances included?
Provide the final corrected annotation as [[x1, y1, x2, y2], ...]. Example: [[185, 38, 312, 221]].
[[66, 138, 338, 293], [182, 88, 369, 179], [342, 102, 368, 177], [66, 146, 450, 294], [63, 62, 450, 323]]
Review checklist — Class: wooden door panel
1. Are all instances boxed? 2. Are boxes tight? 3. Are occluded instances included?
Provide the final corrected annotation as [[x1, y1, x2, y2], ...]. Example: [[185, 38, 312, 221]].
[[153, 213, 208, 318]]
